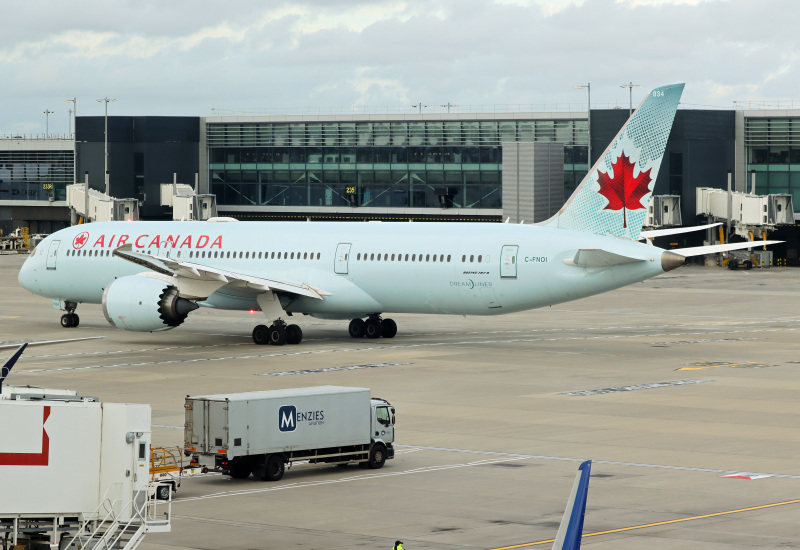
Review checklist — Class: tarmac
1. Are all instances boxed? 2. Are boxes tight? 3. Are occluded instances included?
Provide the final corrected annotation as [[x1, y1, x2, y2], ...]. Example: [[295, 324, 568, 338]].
[[3, 253, 800, 549]]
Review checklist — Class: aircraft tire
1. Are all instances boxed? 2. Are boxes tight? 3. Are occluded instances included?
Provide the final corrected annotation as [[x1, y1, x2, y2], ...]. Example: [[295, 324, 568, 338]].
[[381, 318, 397, 338], [286, 324, 303, 345], [349, 318, 366, 338], [365, 318, 383, 339], [252, 324, 270, 345], [268, 324, 287, 346], [61, 313, 78, 328]]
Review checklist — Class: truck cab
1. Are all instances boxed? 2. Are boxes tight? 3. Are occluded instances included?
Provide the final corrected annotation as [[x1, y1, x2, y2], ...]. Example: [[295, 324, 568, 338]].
[[371, 398, 395, 462]]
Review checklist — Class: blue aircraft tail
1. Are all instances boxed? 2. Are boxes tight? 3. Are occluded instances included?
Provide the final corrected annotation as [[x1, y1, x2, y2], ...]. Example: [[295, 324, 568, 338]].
[[0, 343, 27, 392], [551, 460, 591, 550]]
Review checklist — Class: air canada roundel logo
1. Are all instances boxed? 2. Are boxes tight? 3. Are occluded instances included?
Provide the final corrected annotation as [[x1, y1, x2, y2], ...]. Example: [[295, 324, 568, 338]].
[[72, 231, 89, 249]]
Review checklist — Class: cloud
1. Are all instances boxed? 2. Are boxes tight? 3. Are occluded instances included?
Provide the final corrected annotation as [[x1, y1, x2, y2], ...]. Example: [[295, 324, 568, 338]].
[[1, 0, 800, 134]]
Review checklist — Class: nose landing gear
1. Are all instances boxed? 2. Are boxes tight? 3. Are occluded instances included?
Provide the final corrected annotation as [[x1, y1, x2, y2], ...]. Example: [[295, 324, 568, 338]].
[[59, 301, 79, 328]]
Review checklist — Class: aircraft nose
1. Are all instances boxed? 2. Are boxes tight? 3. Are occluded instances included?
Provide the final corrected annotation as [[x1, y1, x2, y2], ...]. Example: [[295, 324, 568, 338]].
[[18, 252, 36, 292]]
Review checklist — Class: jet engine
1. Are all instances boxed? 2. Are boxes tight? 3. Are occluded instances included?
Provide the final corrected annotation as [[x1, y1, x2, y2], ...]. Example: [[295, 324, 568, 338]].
[[102, 275, 199, 332]]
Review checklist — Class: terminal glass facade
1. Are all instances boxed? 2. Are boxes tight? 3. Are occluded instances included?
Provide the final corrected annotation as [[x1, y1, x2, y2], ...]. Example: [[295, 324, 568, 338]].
[[0, 149, 74, 201], [745, 117, 800, 205], [207, 119, 588, 209]]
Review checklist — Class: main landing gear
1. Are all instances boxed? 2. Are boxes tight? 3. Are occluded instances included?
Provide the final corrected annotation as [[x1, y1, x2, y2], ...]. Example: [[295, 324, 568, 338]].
[[60, 301, 79, 328], [349, 315, 397, 339], [252, 321, 302, 346]]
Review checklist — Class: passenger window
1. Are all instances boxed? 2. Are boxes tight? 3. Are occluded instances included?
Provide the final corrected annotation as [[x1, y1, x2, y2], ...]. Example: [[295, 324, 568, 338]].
[[391, 254, 395, 261], [512, 256, 516, 264], [447, 255, 451, 262], [440, 254, 444, 262], [377, 254, 381, 262], [469, 255, 474, 262], [370, 253, 374, 260], [404, 254, 409, 261], [426, 254, 430, 261], [317, 253, 320, 260], [432, 255, 437, 262], [478, 255, 482, 263], [190, 251, 194, 258], [412, 254, 416, 261]]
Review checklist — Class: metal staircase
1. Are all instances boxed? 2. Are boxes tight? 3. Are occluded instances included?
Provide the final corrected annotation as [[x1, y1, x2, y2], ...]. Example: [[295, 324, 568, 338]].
[[64, 482, 171, 550]]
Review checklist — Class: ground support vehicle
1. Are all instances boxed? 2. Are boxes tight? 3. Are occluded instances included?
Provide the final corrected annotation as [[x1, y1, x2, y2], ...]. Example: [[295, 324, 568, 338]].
[[184, 386, 395, 481]]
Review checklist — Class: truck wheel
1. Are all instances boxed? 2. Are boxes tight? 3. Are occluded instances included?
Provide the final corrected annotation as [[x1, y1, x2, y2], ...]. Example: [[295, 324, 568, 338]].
[[156, 484, 171, 500], [229, 461, 252, 479], [262, 454, 285, 481], [368, 444, 387, 469], [727, 259, 739, 270]]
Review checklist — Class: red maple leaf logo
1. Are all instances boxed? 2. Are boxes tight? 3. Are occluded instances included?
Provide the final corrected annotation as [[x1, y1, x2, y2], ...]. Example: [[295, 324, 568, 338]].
[[596, 152, 652, 228], [72, 232, 89, 249]]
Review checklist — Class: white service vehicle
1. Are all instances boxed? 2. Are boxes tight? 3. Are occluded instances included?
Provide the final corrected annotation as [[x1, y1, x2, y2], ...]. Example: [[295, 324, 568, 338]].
[[0, 344, 170, 550], [184, 386, 395, 481]]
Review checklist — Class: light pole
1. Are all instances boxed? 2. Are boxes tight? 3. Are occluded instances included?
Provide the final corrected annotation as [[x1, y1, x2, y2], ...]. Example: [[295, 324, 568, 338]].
[[43, 109, 54, 136], [575, 84, 591, 166], [97, 97, 116, 194], [411, 103, 427, 114], [64, 98, 77, 186], [619, 82, 641, 116], [440, 103, 457, 113]]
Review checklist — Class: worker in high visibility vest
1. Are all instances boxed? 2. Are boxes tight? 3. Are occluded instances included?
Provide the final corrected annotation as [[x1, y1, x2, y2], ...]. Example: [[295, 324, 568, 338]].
[[393, 541, 404, 550]]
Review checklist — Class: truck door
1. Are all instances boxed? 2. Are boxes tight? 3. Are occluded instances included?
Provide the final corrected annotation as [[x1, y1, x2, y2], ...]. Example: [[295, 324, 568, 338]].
[[373, 404, 394, 442], [46, 240, 60, 270], [334, 243, 351, 275]]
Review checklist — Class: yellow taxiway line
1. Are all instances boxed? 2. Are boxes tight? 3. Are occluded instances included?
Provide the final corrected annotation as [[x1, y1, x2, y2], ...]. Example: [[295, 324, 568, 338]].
[[490, 498, 800, 550]]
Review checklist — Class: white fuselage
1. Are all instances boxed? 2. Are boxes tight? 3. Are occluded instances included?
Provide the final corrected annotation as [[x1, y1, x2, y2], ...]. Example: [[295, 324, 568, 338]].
[[19, 221, 668, 319]]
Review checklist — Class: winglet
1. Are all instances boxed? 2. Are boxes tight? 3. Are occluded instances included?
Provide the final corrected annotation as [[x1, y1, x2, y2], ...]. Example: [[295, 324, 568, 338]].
[[0, 343, 28, 392], [552, 460, 591, 550]]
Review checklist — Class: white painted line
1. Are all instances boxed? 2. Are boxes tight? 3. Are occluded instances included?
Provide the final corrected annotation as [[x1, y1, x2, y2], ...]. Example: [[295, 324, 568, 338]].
[[0, 336, 104, 349]]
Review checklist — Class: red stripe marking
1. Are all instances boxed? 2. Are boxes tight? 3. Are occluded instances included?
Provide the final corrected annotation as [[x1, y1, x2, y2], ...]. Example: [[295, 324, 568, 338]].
[[0, 405, 50, 466]]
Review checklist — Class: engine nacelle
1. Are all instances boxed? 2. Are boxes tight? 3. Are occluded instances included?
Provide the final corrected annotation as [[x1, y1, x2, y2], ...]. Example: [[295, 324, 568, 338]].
[[102, 276, 198, 332]]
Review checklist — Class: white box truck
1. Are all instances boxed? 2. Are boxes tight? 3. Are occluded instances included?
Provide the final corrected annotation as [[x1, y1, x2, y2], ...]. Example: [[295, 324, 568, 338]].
[[184, 386, 395, 481]]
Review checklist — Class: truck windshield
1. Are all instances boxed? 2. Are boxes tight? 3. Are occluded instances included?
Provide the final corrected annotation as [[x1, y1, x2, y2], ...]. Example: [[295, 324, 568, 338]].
[[376, 406, 391, 427]]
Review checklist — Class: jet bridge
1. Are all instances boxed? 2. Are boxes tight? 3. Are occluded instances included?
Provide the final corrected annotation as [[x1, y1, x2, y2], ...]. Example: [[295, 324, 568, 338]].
[[67, 183, 139, 223], [160, 174, 217, 221], [696, 186, 793, 268]]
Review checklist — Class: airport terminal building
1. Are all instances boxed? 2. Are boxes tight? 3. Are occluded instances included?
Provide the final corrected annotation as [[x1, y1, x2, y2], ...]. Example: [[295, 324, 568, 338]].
[[2, 105, 799, 256]]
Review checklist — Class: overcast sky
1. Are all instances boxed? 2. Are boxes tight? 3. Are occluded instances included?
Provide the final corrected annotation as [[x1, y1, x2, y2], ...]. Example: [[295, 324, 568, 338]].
[[2, 0, 797, 135]]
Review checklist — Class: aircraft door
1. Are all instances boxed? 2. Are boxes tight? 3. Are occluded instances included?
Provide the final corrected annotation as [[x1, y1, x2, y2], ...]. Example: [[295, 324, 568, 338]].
[[46, 240, 60, 270], [500, 245, 518, 278], [334, 243, 352, 275]]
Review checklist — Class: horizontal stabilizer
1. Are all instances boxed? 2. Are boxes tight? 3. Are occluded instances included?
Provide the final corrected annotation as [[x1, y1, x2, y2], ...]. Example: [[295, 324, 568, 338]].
[[639, 222, 722, 240], [552, 460, 592, 550], [670, 241, 783, 258], [563, 249, 646, 268]]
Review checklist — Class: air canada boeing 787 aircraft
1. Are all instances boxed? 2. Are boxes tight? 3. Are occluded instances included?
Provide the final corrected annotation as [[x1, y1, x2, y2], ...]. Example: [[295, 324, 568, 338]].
[[18, 84, 779, 345]]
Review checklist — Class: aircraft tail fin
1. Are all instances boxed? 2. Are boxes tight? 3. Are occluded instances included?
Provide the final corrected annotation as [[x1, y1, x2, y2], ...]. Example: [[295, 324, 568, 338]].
[[552, 460, 591, 550], [0, 343, 27, 392], [539, 83, 684, 240]]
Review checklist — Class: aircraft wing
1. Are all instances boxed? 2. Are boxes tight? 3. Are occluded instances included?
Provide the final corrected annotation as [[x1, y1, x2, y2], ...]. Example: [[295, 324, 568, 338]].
[[113, 244, 329, 300], [639, 222, 722, 240], [563, 249, 646, 268], [669, 240, 783, 257]]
